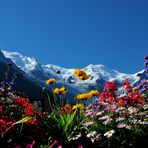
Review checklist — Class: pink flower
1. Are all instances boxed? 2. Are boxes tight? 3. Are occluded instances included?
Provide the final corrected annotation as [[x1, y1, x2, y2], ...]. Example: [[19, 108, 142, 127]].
[[117, 123, 127, 128], [78, 145, 84, 148], [83, 121, 94, 127], [26, 140, 35, 148], [50, 140, 59, 148]]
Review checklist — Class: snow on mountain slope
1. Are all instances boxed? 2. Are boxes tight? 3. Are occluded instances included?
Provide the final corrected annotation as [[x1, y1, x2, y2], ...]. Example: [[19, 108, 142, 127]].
[[1, 50, 144, 100], [2, 50, 40, 72]]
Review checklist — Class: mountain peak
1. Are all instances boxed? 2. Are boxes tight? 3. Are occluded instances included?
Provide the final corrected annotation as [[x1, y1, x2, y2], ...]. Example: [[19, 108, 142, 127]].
[[2, 50, 40, 72], [1, 49, 144, 101]]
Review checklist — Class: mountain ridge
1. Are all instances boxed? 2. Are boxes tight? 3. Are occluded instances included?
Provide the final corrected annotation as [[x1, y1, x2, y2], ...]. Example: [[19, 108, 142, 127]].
[[1, 49, 145, 101]]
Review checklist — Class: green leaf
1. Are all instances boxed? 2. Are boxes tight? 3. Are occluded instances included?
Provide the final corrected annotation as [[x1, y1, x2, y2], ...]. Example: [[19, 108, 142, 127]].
[[14, 116, 33, 125]]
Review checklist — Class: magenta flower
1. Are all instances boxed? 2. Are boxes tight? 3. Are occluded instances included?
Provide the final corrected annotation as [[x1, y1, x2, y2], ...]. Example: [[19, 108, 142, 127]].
[[26, 140, 35, 148]]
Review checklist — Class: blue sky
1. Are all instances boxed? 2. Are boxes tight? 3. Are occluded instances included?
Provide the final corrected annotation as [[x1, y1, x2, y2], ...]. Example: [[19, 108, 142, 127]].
[[0, 0, 147, 73]]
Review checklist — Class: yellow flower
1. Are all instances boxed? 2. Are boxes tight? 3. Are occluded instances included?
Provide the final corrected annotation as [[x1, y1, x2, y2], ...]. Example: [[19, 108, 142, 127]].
[[89, 90, 99, 96], [76, 93, 88, 100], [73, 69, 89, 80], [76, 91, 95, 100], [53, 88, 60, 94], [79, 75, 89, 80], [46, 78, 56, 85], [72, 104, 84, 110], [53, 87, 67, 94], [59, 87, 67, 94], [76, 90, 99, 100], [132, 87, 137, 91], [73, 69, 85, 77], [85, 92, 93, 98]]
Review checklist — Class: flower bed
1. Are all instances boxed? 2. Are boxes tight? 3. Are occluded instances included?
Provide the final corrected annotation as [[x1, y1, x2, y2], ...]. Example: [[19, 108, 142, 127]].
[[0, 57, 148, 148]]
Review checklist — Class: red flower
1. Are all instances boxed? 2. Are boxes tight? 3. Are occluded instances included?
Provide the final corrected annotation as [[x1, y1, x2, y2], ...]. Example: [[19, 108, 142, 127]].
[[118, 98, 125, 106], [6, 121, 14, 128], [0, 106, 2, 115], [16, 97, 30, 107], [25, 104, 34, 116], [105, 81, 116, 93], [122, 78, 130, 88], [0, 119, 6, 133], [61, 104, 73, 114]]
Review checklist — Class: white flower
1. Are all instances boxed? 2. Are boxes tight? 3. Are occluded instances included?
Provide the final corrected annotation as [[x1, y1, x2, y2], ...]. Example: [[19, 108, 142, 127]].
[[126, 125, 132, 129], [128, 107, 138, 114], [87, 131, 97, 138], [104, 130, 115, 138], [96, 111, 104, 116], [116, 107, 125, 113], [143, 104, 148, 110], [99, 115, 109, 120], [72, 133, 81, 140], [116, 117, 125, 122], [103, 118, 113, 125], [117, 123, 127, 128], [82, 121, 94, 127]]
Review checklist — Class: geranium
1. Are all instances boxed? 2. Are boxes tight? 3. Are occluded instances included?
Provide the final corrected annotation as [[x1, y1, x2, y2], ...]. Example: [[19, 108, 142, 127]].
[[0, 119, 6, 133], [118, 98, 125, 106], [24, 104, 34, 116], [98, 81, 116, 108], [122, 78, 132, 93], [105, 81, 116, 93], [16, 97, 30, 107]]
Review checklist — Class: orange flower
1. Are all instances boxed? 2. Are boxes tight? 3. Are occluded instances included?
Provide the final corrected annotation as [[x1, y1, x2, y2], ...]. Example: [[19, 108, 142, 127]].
[[76, 90, 99, 100], [72, 104, 84, 110], [46, 78, 56, 85], [61, 104, 73, 114], [53, 87, 67, 94], [73, 69, 89, 80], [89, 90, 99, 96], [53, 88, 60, 94]]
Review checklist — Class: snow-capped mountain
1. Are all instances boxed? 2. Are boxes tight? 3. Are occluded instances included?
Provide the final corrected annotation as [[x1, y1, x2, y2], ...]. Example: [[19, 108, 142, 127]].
[[1, 50, 145, 101], [0, 50, 43, 99]]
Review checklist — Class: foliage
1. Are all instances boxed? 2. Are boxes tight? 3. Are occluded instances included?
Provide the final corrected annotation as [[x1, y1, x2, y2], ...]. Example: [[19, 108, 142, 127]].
[[0, 57, 148, 147]]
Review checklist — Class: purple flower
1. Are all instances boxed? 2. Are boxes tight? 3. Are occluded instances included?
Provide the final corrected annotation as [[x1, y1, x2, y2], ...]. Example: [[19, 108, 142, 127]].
[[117, 123, 127, 128], [85, 109, 95, 117], [83, 121, 94, 127]]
